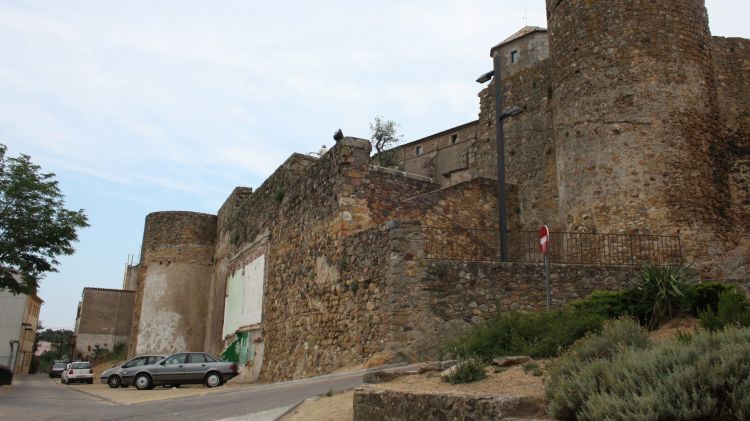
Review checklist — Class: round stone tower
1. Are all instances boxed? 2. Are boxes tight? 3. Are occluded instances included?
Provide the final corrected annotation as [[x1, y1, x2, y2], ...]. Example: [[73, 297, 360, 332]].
[[132, 211, 217, 355], [546, 0, 728, 265]]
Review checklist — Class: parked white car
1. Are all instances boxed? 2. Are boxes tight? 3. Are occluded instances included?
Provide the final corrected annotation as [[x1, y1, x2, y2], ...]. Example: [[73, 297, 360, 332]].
[[61, 361, 93, 384]]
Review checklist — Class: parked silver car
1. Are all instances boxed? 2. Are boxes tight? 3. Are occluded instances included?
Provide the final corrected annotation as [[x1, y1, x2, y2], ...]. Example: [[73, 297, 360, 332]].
[[100, 355, 164, 388], [121, 352, 238, 390]]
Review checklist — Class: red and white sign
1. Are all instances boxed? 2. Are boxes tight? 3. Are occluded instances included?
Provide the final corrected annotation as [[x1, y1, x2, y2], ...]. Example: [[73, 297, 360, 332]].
[[539, 225, 550, 255]]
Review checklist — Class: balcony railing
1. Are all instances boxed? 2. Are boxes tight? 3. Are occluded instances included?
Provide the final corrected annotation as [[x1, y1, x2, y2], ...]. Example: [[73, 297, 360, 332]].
[[423, 227, 683, 266]]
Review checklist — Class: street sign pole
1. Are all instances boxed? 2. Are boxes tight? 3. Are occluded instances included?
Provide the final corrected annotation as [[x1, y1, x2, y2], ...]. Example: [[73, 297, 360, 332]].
[[539, 225, 551, 311], [544, 252, 551, 311]]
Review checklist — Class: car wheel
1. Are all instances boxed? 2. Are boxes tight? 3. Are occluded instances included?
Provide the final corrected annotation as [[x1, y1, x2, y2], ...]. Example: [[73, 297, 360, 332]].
[[87, 379, 94, 385], [134, 374, 152, 391], [205, 372, 223, 388], [107, 376, 121, 388], [61, 378, 66, 384]]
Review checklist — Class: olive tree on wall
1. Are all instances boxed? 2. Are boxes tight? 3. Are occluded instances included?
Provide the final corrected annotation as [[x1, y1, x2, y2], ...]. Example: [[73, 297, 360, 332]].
[[0, 144, 89, 294], [369, 115, 404, 167]]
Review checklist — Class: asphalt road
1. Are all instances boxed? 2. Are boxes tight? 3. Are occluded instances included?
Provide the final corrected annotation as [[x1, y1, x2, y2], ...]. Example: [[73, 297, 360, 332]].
[[0, 372, 367, 421]]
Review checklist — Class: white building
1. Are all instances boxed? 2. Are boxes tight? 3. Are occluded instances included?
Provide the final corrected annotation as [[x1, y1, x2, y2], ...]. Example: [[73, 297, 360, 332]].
[[0, 288, 43, 373]]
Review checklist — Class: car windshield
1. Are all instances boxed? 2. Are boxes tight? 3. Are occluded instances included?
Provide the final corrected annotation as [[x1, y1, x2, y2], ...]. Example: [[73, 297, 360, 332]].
[[52, 363, 67, 369], [71, 362, 90, 369]]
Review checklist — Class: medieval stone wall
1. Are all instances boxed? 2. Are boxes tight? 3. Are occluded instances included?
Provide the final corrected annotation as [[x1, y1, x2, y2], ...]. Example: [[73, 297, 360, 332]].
[[545, 0, 731, 275], [471, 60, 559, 231], [130, 211, 216, 356], [712, 37, 750, 142], [712, 36, 750, 237]]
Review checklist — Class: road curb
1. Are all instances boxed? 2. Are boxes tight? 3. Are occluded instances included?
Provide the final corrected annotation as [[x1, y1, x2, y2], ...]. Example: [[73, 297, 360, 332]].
[[51, 378, 122, 406], [271, 398, 305, 420]]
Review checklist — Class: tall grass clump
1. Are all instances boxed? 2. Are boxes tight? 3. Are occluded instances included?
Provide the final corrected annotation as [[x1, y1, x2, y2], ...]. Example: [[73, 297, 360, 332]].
[[633, 264, 695, 329], [443, 356, 487, 384], [547, 320, 750, 420]]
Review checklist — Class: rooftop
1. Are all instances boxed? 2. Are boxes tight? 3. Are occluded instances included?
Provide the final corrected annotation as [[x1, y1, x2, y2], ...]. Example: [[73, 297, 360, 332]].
[[491, 26, 547, 54]]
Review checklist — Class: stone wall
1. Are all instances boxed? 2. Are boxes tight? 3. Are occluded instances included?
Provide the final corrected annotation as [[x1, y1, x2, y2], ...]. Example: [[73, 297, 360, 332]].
[[472, 59, 559, 231], [712, 37, 750, 142], [377, 121, 479, 188], [377, 222, 640, 361], [76, 288, 134, 357], [130, 211, 217, 357], [545, 0, 731, 275], [393, 177, 502, 229], [492, 28, 549, 78]]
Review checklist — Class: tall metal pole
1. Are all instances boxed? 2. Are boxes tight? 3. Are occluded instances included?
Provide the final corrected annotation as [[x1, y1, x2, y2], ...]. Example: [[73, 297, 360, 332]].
[[492, 54, 509, 262]]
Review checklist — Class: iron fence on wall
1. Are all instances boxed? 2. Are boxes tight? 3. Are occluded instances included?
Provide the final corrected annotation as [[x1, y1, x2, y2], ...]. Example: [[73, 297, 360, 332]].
[[423, 227, 683, 266]]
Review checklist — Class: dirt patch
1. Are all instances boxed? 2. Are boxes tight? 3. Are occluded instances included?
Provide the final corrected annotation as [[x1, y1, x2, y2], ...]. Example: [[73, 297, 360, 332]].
[[280, 390, 354, 421], [373, 361, 547, 401], [649, 316, 699, 342], [92, 360, 126, 379]]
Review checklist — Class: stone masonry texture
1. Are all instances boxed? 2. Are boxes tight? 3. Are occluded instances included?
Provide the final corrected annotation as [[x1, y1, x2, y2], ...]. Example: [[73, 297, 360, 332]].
[[127, 0, 748, 384]]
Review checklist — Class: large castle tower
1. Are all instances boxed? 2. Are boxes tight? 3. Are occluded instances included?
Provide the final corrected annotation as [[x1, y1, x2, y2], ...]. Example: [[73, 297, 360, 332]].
[[546, 0, 729, 266], [130, 211, 217, 355]]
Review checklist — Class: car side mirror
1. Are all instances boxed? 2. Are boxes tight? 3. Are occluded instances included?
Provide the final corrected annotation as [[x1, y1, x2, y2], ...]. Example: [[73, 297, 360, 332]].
[[160, 362, 165, 366]]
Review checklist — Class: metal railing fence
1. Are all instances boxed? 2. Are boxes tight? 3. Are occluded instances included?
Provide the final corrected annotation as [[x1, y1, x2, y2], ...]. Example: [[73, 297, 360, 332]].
[[423, 227, 683, 266]]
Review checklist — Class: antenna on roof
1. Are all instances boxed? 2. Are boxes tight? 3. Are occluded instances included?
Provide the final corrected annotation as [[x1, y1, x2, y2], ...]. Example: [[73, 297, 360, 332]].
[[523, 9, 528, 26]]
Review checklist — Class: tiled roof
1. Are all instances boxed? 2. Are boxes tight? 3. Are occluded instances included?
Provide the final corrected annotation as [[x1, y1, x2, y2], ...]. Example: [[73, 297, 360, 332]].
[[491, 26, 547, 52], [83, 287, 135, 293]]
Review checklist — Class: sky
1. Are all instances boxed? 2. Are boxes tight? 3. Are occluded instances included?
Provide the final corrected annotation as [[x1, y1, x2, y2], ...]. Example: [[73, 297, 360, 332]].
[[1, 0, 748, 330]]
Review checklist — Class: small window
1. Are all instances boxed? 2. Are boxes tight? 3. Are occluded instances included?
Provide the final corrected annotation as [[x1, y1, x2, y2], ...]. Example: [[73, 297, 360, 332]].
[[148, 356, 163, 365], [189, 353, 207, 363], [164, 353, 187, 365], [415, 145, 422, 156], [124, 357, 146, 368], [511, 50, 518, 64], [450, 134, 458, 144]]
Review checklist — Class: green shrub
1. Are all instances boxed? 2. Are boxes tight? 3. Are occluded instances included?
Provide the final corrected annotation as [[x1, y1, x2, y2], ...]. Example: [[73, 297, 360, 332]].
[[699, 290, 750, 331], [547, 322, 750, 420], [633, 264, 695, 329], [447, 307, 606, 360], [522, 362, 543, 377], [443, 357, 487, 384], [569, 289, 640, 319], [684, 281, 735, 315]]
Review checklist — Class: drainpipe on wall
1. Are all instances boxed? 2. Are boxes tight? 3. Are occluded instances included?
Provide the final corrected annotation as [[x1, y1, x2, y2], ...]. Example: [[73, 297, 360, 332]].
[[8, 340, 19, 370]]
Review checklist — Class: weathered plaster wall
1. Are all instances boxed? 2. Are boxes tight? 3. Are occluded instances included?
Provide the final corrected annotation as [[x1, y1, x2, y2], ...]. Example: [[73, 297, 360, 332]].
[[0, 290, 27, 367], [222, 254, 264, 337], [122, 264, 139, 291], [75, 288, 134, 357], [204, 186, 254, 356], [130, 211, 216, 356]]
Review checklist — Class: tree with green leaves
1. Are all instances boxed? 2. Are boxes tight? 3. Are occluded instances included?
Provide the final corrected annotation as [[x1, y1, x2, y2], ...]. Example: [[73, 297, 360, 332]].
[[0, 144, 89, 294], [369, 115, 404, 156]]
